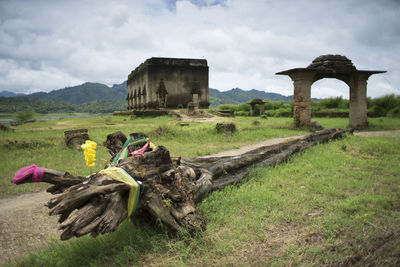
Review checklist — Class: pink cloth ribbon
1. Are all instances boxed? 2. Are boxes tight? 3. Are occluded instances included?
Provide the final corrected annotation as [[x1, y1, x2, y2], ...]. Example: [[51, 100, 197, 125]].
[[12, 164, 45, 184], [129, 142, 149, 157]]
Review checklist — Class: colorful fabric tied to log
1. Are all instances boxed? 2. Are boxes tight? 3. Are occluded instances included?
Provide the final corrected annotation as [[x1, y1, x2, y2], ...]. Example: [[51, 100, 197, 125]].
[[112, 136, 155, 163], [99, 167, 141, 217], [12, 164, 45, 184]]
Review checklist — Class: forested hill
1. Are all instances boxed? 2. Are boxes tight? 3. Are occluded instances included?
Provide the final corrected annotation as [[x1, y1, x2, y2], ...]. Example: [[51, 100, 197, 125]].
[[25, 81, 127, 104], [209, 88, 292, 107]]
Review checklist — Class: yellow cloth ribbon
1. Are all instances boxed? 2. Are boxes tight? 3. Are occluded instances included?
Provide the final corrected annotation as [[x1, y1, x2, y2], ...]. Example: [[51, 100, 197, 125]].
[[99, 167, 140, 217]]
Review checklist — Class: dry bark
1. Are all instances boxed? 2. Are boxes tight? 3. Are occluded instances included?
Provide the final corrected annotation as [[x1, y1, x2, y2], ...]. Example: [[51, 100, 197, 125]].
[[12, 128, 346, 240]]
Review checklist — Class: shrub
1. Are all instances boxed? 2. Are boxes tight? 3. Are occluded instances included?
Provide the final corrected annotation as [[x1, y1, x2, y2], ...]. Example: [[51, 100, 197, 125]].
[[237, 103, 251, 112], [264, 100, 286, 110], [235, 111, 250, 116], [370, 94, 400, 116], [387, 107, 400, 118], [13, 109, 34, 123], [313, 97, 349, 110], [265, 108, 291, 117]]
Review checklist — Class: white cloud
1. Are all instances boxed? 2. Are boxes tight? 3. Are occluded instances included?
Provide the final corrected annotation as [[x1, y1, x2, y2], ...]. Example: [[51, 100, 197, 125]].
[[0, 0, 399, 98]]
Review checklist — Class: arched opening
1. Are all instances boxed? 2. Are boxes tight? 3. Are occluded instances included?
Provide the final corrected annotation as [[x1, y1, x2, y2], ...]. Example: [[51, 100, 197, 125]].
[[311, 79, 348, 99], [310, 79, 350, 121]]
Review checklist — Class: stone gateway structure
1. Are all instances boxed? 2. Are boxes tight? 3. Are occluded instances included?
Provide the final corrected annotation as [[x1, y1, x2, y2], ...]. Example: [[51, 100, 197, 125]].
[[127, 57, 209, 110], [276, 55, 386, 128], [249, 98, 265, 116]]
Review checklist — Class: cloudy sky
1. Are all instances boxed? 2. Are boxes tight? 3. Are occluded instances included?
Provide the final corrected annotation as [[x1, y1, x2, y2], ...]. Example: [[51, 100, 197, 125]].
[[0, 0, 399, 98]]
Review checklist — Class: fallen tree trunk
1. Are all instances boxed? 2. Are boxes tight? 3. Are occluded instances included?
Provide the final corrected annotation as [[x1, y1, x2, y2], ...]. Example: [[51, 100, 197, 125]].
[[183, 128, 346, 202], [12, 128, 346, 240]]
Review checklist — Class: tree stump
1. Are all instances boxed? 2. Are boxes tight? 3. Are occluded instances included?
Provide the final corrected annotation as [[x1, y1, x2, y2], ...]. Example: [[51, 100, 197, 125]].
[[64, 129, 89, 150], [0, 122, 14, 131]]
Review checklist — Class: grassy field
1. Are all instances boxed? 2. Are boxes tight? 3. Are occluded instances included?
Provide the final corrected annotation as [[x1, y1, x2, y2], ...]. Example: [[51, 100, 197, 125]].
[[2, 115, 400, 197], [1, 114, 400, 266], [1, 115, 313, 197]]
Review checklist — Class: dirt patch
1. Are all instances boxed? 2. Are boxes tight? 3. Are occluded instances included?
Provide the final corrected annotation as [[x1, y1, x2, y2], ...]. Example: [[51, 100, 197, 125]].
[[177, 111, 231, 124], [0, 191, 61, 265]]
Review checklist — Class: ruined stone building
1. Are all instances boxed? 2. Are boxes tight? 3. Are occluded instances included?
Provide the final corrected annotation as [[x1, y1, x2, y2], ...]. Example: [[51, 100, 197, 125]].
[[127, 57, 209, 110]]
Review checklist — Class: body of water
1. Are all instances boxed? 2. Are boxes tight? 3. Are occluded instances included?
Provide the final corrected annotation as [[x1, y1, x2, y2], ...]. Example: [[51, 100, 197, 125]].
[[0, 115, 91, 125]]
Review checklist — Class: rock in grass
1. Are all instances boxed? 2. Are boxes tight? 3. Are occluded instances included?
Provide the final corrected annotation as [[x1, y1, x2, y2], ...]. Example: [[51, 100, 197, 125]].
[[216, 123, 236, 135]]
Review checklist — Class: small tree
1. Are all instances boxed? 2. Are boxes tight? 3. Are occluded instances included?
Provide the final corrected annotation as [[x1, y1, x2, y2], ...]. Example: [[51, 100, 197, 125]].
[[13, 109, 34, 123]]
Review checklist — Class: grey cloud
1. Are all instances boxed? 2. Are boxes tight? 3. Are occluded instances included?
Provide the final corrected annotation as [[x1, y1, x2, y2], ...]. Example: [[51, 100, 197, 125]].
[[0, 0, 398, 98]]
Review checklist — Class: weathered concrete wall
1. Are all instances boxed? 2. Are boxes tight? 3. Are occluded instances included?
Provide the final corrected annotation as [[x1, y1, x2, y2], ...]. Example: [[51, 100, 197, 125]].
[[127, 67, 149, 109], [127, 57, 209, 110]]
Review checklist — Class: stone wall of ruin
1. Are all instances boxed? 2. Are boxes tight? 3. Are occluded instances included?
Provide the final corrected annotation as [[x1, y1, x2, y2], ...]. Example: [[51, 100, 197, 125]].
[[127, 57, 209, 110]]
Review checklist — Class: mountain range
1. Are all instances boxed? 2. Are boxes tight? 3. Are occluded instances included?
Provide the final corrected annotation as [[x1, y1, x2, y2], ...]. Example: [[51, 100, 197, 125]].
[[209, 88, 292, 107], [0, 82, 297, 115], [0, 81, 292, 108], [0, 91, 26, 97]]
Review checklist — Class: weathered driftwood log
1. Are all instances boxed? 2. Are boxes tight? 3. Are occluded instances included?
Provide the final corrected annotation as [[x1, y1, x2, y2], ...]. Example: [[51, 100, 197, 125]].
[[13, 128, 346, 240], [182, 128, 346, 202]]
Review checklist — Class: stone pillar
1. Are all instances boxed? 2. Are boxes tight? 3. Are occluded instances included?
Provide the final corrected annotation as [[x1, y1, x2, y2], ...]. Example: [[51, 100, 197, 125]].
[[133, 92, 137, 109], [290, 73, 314, 127], [259, 103, 265, 115], [349, 74, 368, 128], [250, 104, 255, 116]]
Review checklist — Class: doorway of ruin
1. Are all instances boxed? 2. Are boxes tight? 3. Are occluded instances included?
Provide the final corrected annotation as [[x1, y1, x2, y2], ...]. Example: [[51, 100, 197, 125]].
[[311, 78, 349, 116]]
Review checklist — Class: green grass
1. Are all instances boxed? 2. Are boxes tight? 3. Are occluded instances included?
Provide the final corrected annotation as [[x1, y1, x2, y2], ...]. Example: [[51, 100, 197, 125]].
[[314, 117, 400, 130], [2, 115, 400, 266], [7, 134, 400, 266]]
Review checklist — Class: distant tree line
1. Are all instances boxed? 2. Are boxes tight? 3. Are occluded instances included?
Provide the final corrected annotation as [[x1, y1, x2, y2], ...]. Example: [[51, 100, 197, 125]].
[[0, 97, 125, 114], [1, 93, 399, 118], [217, 94, 400, 118]]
